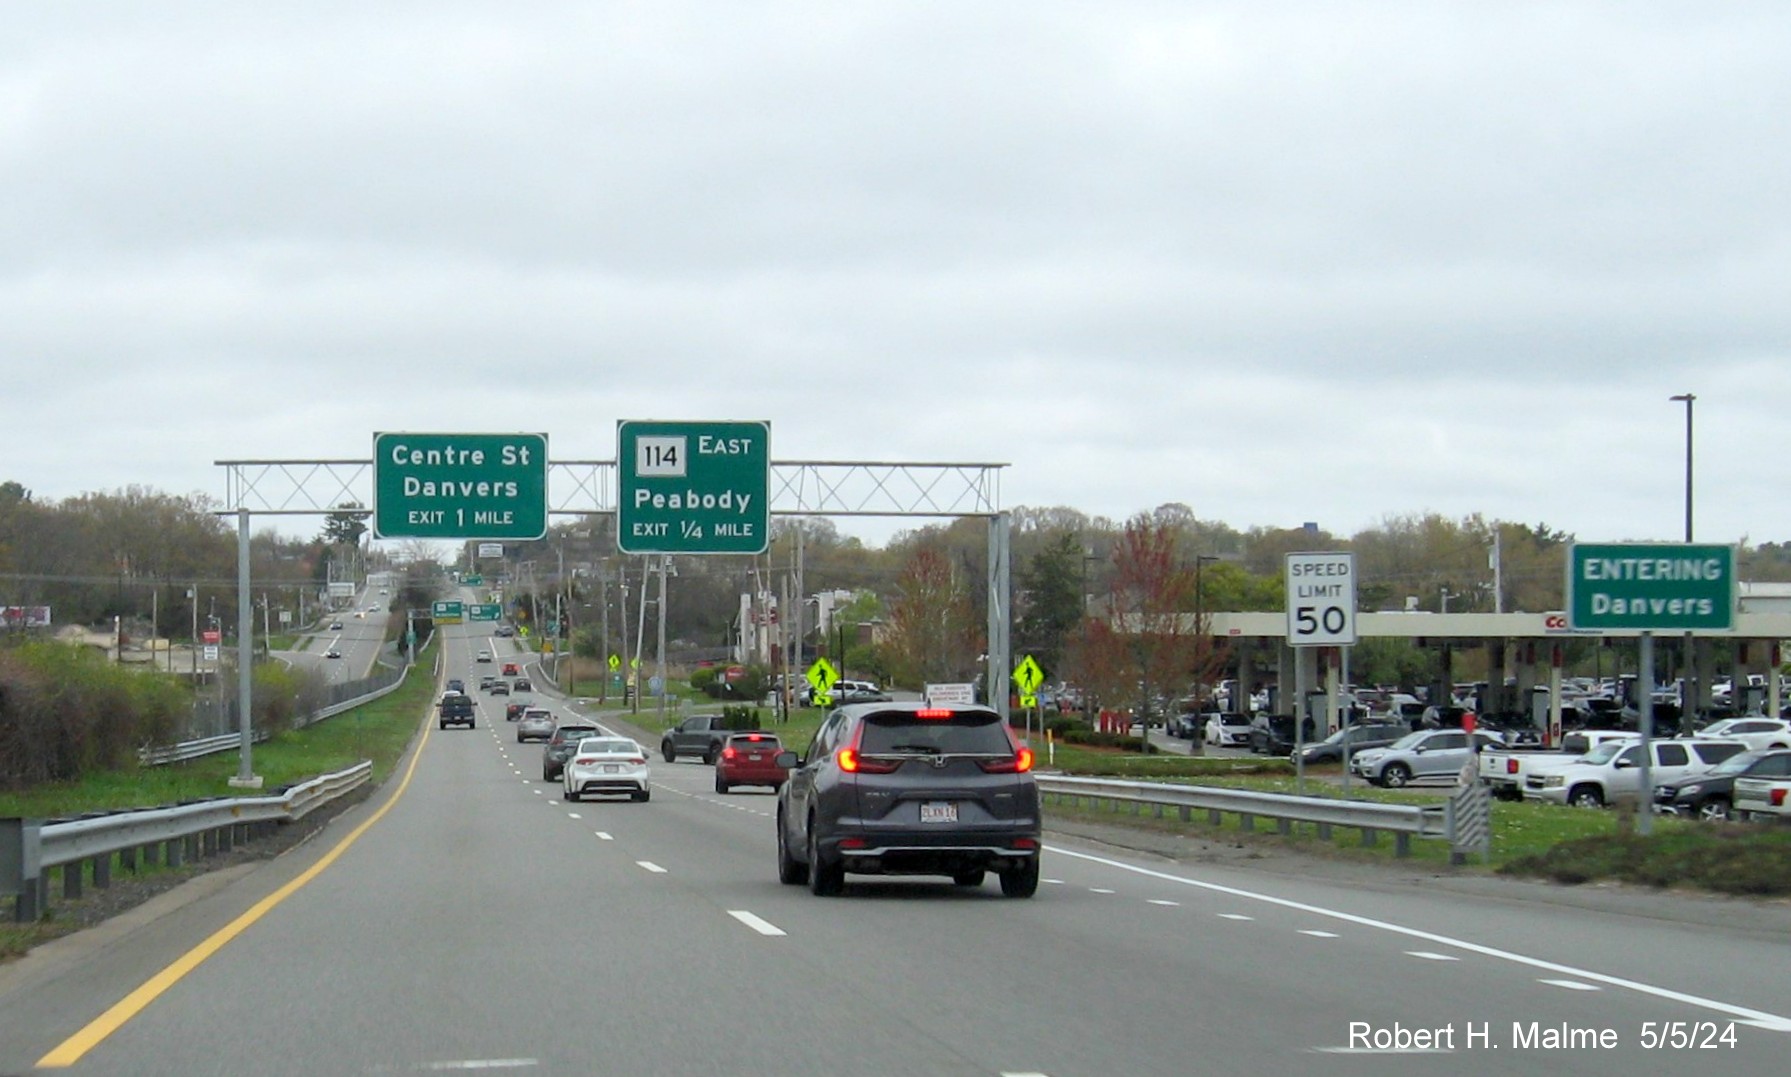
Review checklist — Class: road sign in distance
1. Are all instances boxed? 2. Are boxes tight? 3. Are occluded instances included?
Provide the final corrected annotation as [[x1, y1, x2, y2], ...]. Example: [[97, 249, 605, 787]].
[[477, 542, 504, 558], [432, 600, 465, 625], [373, 433, 548, 540], [1567, 543, 1734, 631], [1285, 552, 1357, 647], [617, 421, 770, 555]]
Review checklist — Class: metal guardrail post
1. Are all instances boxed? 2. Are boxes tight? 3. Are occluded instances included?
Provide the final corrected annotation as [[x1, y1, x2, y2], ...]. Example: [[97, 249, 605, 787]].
[[2, 819, 41, 923]]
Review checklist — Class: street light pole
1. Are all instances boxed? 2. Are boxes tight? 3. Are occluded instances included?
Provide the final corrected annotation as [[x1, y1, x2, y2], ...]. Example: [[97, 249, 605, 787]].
[[1671, 392, 1696, 729]]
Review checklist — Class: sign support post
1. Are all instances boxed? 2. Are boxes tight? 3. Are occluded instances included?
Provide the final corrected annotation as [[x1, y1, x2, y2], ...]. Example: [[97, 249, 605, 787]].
[[1285, 552, 1358, 798]]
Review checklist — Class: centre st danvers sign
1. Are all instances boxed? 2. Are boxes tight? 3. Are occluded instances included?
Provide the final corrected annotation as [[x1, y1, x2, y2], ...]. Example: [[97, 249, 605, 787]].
[[373, 433, 548, 540], [1566, 543, 1735, 632]]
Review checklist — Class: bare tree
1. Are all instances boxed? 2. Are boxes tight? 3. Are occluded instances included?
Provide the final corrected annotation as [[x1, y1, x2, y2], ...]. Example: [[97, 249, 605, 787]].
[[883, 546, 979, 688]]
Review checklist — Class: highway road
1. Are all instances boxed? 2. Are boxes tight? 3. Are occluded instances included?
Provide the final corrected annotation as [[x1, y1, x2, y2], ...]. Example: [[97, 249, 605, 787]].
[[2, 619, 1790, 1075], [279, 586, 393, 686]]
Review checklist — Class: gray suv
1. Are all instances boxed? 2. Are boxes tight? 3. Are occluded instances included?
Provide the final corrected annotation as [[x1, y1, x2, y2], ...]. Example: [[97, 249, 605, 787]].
[[776, 703, 1041, 898]]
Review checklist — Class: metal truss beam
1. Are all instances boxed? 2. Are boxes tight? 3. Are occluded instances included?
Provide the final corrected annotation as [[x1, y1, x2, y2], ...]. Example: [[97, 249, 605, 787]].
[[218, 459, 1004, 518]]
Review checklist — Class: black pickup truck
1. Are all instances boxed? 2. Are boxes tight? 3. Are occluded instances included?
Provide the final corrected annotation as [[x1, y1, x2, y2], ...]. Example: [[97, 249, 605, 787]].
[[661, 714, 742, 764], [438, 691, 476, 730]]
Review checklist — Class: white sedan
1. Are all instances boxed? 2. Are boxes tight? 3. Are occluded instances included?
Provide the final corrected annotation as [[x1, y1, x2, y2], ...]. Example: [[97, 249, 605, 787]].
[[563, 737, 652, 803]]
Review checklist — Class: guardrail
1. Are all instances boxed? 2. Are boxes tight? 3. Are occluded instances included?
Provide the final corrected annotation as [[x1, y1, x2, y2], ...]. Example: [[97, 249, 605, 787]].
[[3, 762, 373, 923], [1036, 775, 1453, 858]]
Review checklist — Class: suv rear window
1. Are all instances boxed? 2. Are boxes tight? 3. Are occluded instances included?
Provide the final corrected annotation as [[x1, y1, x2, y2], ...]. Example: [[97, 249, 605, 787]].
[[552, 726, 599, 743], [858, 710, 1012, 754], [730, 733, 780, 747]]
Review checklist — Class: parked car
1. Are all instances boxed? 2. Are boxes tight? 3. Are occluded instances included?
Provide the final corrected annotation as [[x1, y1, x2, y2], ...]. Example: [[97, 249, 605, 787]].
[[1204, 712, 1254, 748], [1694, 718, 1791, 752], [542, 722, 605, 781], [776, 702, 1041, 897], [516, 708, 556, 743], [714, 732, 788, 794], [1351, 728, 1505, 788], [1248, 714, 1317, 756], [1524, 737, 1746, 808], [563, 736, 651, 802], [1293, 722, 1408, 766], [1655, 749, 1791, 821]]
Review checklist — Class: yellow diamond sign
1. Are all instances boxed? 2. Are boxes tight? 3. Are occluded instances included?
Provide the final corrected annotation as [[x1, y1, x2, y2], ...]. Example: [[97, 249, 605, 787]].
[[806, 657, 841, 706], [1013, 655, 1044, 695]]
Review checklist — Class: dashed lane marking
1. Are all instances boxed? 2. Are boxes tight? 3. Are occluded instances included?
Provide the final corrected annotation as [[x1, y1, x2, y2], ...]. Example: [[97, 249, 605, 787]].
[[1407, 952, 1460, 962], [637, 861, 667, 874], [1540, 980, 1601, 992], [727, 910, 787, 937]]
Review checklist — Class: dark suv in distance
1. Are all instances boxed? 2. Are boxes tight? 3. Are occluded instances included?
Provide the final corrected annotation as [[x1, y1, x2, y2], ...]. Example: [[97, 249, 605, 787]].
[[776, 703, 1041, 898]]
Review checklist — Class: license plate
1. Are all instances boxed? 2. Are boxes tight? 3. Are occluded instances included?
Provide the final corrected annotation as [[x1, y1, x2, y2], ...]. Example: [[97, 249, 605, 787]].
[[603, 764, 620, 773], [920, 802, 958, 823], [747, 753, 764, 762]]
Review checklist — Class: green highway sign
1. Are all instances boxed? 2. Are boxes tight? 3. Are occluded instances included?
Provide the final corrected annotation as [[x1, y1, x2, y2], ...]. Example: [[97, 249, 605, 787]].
[[373, 432, 548, 540], [617, 420, 769, 555], [467, 603, 501, 621], [432, 600, 465, 624], [463, 574, 484, 586], [1567, 543, 1735, 631]]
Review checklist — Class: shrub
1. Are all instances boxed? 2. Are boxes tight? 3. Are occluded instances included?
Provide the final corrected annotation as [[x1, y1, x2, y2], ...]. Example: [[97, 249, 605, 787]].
[[720, 705, 763, 730]]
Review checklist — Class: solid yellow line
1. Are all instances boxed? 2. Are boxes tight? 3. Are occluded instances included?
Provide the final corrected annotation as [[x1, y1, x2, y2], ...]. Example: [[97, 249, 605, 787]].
[[36, 713, 437, 1068]]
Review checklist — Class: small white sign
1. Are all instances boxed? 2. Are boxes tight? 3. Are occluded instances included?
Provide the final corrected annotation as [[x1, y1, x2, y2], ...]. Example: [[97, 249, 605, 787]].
[[279, 610, 293, 624], [1285, 552, 1357, 647], [203, 645, 220, 661], [635, 435, 688, 478], [925, 682, 976, 706], [478, 542, 504, 558], [327, 582, 356, 598]]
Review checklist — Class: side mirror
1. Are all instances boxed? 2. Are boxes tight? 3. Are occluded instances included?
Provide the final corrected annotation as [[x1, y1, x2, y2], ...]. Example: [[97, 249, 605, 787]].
[[775, 750, 799, 769]]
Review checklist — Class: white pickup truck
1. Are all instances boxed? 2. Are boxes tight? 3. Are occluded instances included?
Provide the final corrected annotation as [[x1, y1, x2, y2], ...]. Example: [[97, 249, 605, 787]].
[[1732, 771, 1791, 821], [1477, 730, 1637, 801], [1522, 736, 1747, 808]]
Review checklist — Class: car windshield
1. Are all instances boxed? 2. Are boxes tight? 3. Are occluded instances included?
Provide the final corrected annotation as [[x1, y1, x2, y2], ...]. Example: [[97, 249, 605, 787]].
[[1387, 731, 1428, 751], [578, 738, 634, 754], [1710, 751, 1769, 777], [1702, 720, 1736, 736], [554, 728, 598, 743], [1582, 742, 1628, 765], [1221, 714, 1251, 727], [859, 710, 1012, 754]]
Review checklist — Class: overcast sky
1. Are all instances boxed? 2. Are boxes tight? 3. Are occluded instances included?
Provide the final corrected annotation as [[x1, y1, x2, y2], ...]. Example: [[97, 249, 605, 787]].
[[5, 3, 1787, 551]]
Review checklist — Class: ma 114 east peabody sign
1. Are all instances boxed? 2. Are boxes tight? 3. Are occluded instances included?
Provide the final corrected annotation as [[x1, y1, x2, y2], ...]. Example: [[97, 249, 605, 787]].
[[617, 421, 770, 555]]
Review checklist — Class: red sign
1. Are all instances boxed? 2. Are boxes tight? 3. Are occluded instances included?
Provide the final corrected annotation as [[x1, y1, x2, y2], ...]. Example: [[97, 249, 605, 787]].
[[724, 665, 746, 683], [202, 630, 221, 644]]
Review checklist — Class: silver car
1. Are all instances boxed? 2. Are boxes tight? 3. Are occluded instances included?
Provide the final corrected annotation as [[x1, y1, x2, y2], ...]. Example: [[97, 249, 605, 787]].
[[516, 708, 556, 743], [1350, 728, 1504, 788]]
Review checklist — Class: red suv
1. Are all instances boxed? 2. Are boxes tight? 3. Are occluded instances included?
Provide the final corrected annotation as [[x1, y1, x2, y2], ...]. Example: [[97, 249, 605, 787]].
[[714, 732, 787, 794]]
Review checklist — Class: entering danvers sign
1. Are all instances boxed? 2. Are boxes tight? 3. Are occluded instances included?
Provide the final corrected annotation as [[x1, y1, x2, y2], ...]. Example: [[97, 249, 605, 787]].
[[1567, 543, 1735, 632]]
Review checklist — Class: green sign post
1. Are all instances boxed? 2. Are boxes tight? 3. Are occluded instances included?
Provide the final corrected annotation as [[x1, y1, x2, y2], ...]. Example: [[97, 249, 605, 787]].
[[617, 421, 770, 555], [1567, 543, 1735, 631], [373, 432, 548, 540]]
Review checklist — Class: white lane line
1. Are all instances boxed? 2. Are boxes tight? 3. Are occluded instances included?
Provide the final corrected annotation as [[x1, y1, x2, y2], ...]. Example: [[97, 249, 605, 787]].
[[1217, 913, 1254, 921], [1044, 879, 1065, 885], [567, 813, 582, 820], [1148, 899, 1180, 907], [1406, 951, 1460, 961], [1541, 979, 1601, 992], [1088, 888, 1116, 895], [727, 910, 787, 937], [595, 832, 613, 841], [637, 861, 667, 873], [1001, 1072, 1053, 1076], [1047, 844, 1791, 1031], [1299, 930, 1340, 938], [416, 1060, 540, 1071]]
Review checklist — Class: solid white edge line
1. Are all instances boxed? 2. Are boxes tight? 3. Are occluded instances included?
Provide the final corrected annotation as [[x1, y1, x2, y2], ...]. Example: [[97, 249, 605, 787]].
[[1044, 844, 1791, 1031], [1540, 979, 1601, 991], [727, 910, 788, 937]]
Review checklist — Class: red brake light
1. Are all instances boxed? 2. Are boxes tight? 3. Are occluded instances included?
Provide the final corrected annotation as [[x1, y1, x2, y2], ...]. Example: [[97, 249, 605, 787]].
[[838, 747, 861, 772], [574, 756, 596, 766], [722, 747, 737, 761], [978, 747, 1034, 774], [915, 709, 952, 720], [1507, 759, 1519, 774], [837, 746, 899, 775], [1773, 789, 1787, 807]]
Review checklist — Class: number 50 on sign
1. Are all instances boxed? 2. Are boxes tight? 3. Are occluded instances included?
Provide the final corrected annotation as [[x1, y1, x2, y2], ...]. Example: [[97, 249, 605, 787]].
[[1285, 552, 1357, 647]]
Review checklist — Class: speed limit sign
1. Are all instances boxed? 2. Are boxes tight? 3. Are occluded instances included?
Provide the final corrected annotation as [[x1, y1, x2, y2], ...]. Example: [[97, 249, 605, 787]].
[[1285, 552, 1357, 647]]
